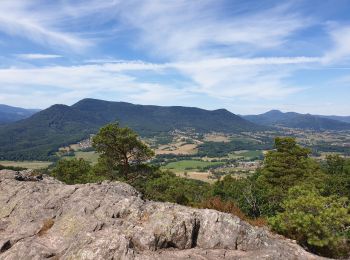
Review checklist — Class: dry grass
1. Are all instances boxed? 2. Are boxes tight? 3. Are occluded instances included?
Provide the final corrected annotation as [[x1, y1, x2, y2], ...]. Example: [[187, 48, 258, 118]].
[[177, 171, 216, 184], [199, 197, 267, 227], [38, 219, 55, 236], [140, 212, 150, 223], [0, 161, 52, 169], [155, 143, 198, 155]]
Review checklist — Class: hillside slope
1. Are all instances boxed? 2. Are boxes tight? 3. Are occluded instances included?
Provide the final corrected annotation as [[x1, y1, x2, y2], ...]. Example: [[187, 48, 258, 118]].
[[243, 110, 350, 130], [0, 170, 322, 260], [0, 104, 39, 124], [0, 104, 102, 160], [72, 98, 261, 134], [317, 115, 350, 124], [0, 98, 263, 160]]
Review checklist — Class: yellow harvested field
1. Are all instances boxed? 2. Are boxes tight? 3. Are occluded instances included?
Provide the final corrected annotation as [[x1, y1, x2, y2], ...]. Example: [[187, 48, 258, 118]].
[[155, 143, 198, 155], [176, 171, 216, 183], [204, 134, 230, 142], [0, 161, 52, 169], [69, 144, 82, 151]]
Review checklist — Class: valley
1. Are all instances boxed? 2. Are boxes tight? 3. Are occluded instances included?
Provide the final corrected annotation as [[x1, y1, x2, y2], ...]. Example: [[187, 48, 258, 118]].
[[12, 124, 346, 183], [1, 100, 349, 258]]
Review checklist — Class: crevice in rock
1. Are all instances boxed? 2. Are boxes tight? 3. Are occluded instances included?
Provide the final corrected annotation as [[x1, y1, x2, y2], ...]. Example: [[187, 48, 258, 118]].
[[111, 212, 120, 218], [191, 219, 200, 248], [5, 187, 21, 204], [3, 201, 19, 218], [163, 241, 178, 249], [154, 235, 160, 250], [43, 186, 79, 213], [128, 239, 135, 249], [125, 240, 136, 258], [234, 228, 247, 250], [234, 237, 238, 250], [93, 222, 105, 232], [154, 236, 178, 250], [0, 240, 12, 253], [44, 252, 57, 259]]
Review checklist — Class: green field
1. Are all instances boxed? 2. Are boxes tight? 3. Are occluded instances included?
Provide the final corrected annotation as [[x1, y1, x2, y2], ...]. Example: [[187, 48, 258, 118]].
[[162, 160, 223, 172], [74, 151, 99, 164], [0, 161, 52, 169], [235, 150, 263, 158]]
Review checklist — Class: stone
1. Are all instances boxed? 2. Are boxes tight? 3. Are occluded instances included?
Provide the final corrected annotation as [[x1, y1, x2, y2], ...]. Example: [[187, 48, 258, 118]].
[[0, 170, 326, 260]]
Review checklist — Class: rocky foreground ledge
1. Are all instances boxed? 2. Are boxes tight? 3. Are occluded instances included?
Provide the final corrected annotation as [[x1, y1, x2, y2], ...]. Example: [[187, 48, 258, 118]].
[[0, 170, 325, 260]]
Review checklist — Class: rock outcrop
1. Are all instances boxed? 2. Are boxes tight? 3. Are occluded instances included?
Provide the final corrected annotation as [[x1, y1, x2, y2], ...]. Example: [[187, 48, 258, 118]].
[[0, 170, 325, 260]]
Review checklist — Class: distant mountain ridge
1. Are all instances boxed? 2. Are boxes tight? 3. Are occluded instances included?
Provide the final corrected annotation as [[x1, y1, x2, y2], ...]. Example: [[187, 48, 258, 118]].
[[243, 110, 350, 130], [317, 115, 350, 124], [0, 98, 263, 160], [0, 104, 40, 124]]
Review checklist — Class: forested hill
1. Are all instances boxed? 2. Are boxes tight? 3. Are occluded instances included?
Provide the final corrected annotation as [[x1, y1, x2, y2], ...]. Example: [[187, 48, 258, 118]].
[[243, 110, 350, 131], [317, 115, 350, 124], [0, 98, 263, 160], [71, 98, 261, 133], [0, 104, 40, 124]]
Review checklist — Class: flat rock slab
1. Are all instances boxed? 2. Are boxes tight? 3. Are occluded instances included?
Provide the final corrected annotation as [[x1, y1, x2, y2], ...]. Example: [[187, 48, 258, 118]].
[[0, 170, 325, 260]]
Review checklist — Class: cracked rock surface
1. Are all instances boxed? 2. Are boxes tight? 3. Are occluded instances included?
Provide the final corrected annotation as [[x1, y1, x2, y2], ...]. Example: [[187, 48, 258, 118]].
[[0, 170, 325, 260]]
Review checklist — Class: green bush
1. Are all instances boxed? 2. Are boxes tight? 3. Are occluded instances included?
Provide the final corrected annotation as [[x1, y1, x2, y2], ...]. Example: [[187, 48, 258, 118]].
[[269, 185, 350, 258], [256, 137, 326, 215], [52, 158, 105, 184], [0, 164, 27, 171], [322, 155, 350, 198], [142, 171, 210, 205], [212, 174, 265, 218]]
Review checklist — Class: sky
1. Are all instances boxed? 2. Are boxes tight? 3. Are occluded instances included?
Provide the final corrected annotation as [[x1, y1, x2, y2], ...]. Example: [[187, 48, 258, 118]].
[[0, 0, 350, 115]]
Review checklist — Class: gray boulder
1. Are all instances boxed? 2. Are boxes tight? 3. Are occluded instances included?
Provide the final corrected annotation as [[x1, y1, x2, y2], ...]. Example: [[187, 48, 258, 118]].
[[0, 170, 326, 259]]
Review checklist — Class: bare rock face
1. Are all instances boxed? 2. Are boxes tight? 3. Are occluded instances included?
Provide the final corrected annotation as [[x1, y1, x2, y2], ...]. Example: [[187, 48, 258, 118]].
[[0, 170, 325, 260]]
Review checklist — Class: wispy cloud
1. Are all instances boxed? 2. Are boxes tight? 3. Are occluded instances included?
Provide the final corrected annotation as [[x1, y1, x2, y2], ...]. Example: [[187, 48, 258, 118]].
[[0, 55, 318, 108], [0, 0, 348, 114], [113, 0, 310, 60], [0, 1, 91, 51], [323, 25, 350, 64], [16, 53, 62, 60], [0, 1, 310, 58]]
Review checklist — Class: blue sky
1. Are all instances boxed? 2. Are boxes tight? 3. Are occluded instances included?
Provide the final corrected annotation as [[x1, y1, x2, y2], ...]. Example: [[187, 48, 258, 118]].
[[0, 0, 350, 115]]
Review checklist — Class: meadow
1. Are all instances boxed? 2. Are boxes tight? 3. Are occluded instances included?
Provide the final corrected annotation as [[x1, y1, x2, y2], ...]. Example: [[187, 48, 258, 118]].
[[74, 151, 99, 164], [162, 159, 223, 172], [0, 160, 52, 169]]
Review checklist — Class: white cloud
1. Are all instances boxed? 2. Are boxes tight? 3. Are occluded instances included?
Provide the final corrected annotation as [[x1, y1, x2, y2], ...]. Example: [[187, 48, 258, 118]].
[[111, 0, 310, 60], [0, 1, 91, 51], [323, 25, 350, 64], [0, 1, 310, 58], [2, 0, 345, 114], [0, 55, 318, 109], [176, 62, 301, 100], [172, 57, 320, 69], [0, 62, 185, 108], [16, 53, 62, 60]]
